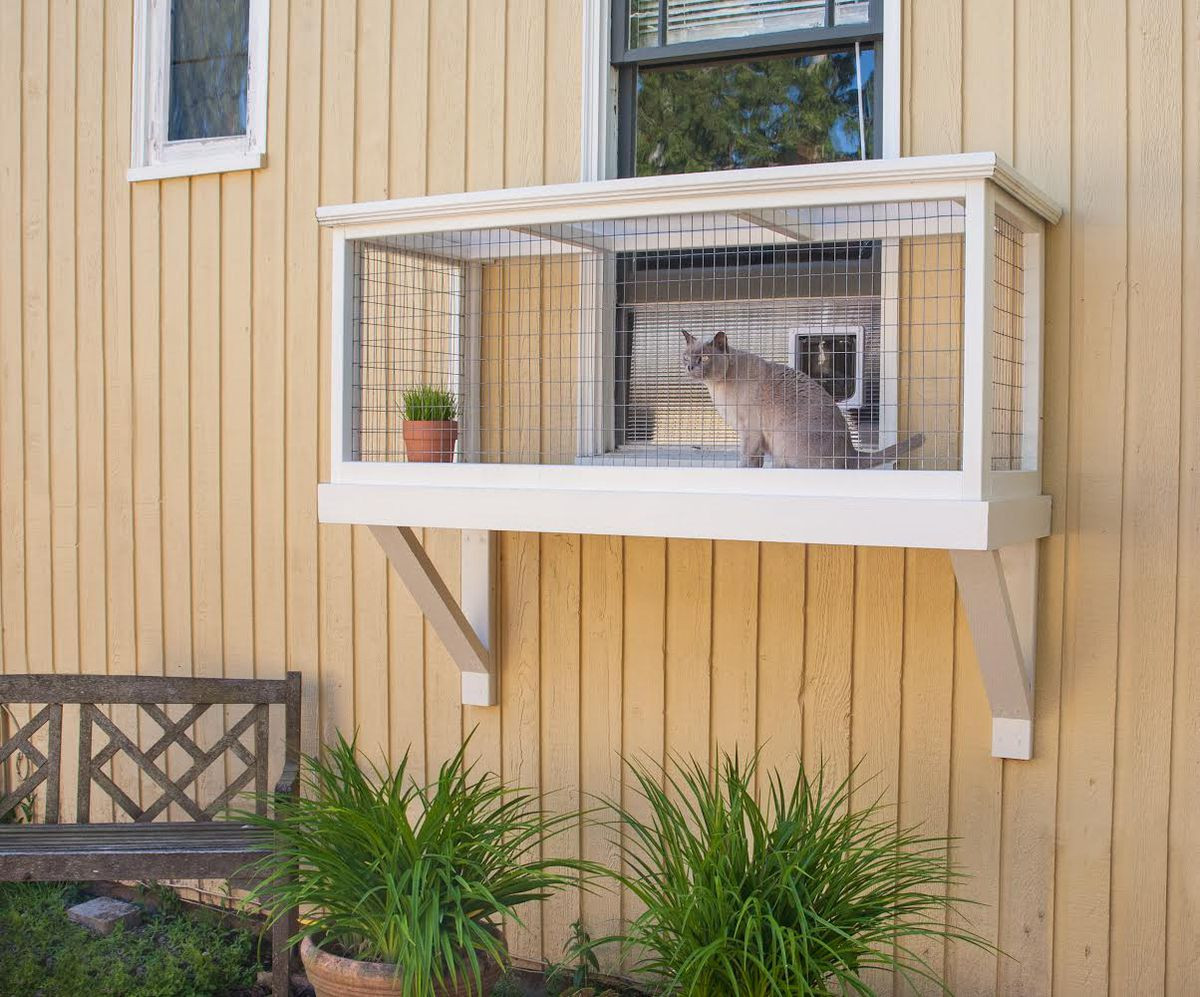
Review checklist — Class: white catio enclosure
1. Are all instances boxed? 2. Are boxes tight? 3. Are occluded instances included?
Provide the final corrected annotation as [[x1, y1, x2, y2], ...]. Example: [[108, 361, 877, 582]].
[[318, 153, 1057, 551]]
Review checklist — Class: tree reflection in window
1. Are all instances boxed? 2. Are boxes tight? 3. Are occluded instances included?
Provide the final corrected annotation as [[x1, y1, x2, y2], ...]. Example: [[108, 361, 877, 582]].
[[168, 0, 250, 142], [635, 46, 874, 176]]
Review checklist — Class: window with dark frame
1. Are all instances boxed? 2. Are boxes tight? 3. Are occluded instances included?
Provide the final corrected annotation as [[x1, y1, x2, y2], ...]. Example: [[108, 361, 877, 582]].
[[613, 0, 883, 178], [610, 1, 888, 464]]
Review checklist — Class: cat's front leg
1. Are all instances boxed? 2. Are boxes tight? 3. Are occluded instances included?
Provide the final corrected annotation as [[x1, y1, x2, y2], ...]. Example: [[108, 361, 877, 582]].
[[739, 434, 766, 468]]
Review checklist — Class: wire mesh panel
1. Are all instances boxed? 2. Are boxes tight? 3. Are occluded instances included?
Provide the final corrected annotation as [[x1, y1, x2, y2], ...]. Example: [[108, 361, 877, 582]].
[[348, 200, 971, 471], [991, 214, 1026, 470]]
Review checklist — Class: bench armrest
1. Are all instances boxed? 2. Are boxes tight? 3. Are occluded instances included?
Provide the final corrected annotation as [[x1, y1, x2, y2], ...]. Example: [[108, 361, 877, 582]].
[[274, 759, 300, 797]]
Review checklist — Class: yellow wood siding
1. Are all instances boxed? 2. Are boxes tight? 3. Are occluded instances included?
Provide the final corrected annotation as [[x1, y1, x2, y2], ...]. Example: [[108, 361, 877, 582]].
[[1, 2, 1198, 994]]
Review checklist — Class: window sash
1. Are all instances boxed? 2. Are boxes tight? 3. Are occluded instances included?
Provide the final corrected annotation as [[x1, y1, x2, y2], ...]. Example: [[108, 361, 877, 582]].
[[612, 0, 881, 65], [129, 0, 269, 181]]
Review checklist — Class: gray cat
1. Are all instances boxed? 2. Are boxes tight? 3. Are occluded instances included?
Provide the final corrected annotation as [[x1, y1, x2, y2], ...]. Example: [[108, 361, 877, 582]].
[[681, 330, 924, 469]]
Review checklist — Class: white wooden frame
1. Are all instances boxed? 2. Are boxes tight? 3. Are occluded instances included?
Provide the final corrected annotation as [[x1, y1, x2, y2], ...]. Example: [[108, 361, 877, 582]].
[[129, 0, 270, 182], [322, 155, 1060, 750], [319, 156, 1057, 540]]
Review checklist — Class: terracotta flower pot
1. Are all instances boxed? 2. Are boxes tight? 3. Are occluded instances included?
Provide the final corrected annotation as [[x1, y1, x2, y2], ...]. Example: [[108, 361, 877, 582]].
[[300, 935, 502, 997], [403, 420, 459, 463]]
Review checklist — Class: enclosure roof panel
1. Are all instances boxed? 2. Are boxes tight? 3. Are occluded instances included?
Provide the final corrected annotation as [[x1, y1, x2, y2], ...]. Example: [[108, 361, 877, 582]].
[[315, 152, 1061, 233]]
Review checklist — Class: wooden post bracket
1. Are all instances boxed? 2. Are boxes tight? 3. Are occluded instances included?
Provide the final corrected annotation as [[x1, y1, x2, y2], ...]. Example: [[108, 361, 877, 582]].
[[950, 541, 1038, 759], [368, 526, 496, 706]]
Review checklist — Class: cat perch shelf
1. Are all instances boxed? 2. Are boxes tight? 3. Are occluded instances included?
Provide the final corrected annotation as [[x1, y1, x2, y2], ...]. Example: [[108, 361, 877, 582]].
[[316, 152, 1060, 758]]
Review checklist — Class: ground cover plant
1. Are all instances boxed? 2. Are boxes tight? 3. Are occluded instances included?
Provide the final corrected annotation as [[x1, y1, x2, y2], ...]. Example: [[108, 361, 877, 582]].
[[606, 751, 992, 996], [0, 882, 258, 997]]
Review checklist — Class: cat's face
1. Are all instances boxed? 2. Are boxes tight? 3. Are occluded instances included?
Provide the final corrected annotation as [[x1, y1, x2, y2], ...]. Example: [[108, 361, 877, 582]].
[[681, 330, 730, 381]]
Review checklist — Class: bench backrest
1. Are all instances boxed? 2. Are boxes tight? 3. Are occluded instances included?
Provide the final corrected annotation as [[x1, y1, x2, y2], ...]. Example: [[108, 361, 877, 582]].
[[0, 674, 300, 825]]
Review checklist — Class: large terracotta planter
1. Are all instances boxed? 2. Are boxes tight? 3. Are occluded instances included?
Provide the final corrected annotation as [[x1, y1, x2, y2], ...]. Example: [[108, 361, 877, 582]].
[[402, 420, 459, 463], [300, 935, 502, 997]]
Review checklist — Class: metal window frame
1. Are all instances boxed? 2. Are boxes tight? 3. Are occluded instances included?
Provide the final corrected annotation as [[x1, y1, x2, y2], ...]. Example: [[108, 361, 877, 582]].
[[613, 0, 883, 178]]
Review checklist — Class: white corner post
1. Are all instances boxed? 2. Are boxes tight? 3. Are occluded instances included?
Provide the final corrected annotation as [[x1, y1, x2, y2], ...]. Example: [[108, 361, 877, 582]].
[[950, 541, 1038, 759], [369, 526, 496, 707], [459, 529, 496, 706]]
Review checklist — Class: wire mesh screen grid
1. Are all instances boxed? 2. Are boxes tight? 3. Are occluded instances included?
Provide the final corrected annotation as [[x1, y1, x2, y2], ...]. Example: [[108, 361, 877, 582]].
[[350, 200, 975, 472], [991, 214, 1026, 470]]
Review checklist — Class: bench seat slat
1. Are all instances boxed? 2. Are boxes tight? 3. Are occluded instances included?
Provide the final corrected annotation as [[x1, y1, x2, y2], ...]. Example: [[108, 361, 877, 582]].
[[0, 823, 273, 882]]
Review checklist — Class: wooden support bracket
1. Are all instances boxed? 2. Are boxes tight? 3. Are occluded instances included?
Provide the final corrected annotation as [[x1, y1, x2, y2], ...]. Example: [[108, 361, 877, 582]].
[[950, 541, 1038, 759], [369, 526, 496, 706]]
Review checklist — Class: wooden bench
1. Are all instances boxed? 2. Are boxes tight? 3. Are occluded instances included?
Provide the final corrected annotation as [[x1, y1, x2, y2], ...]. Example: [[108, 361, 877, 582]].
[[0, 673, 301, 996]]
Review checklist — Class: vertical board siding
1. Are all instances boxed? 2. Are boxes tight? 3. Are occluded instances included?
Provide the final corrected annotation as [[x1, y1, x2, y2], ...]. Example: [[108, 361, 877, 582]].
[[1, 3, 1198, 992]]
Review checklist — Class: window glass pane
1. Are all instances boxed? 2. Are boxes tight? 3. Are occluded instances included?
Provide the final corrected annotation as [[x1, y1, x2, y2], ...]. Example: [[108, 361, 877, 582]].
[[629, 0, 661, 48], [834, 0, 871, 25], [635, 45, 875, 175], [168, 0, 250, 141], [665, 1, 825, 44]]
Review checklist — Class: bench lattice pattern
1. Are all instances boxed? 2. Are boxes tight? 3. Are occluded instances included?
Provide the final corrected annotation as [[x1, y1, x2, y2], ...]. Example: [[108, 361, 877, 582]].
[[0, 704, 62, 823], [78, 702, 270, 822]]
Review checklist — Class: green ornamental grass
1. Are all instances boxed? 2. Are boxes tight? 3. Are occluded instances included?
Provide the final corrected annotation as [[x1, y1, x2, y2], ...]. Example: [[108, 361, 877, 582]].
[[238, 732, 588, 997], [401, 385, 457, 422], [607, 751, 992, 996]]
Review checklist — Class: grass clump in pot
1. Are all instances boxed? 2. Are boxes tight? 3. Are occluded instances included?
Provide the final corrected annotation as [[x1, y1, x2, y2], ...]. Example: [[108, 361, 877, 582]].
[[401, 385, 457, 422], [238, 732, 587, 997]]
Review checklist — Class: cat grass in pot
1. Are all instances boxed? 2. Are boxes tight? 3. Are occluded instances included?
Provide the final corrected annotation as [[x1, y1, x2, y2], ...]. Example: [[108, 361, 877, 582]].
[[681, 330, 924, 469], [400, 385, 458, 463]]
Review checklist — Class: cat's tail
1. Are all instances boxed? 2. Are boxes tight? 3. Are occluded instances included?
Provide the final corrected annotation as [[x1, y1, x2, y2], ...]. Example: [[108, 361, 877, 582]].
[[856, 432, 925, 468]]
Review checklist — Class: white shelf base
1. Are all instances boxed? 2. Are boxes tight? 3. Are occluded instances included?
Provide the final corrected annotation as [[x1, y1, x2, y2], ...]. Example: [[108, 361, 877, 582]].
[[323, 482, 1050, 551]]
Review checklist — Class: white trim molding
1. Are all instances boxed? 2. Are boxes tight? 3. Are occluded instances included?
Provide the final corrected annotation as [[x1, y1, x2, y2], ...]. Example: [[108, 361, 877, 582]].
[[129, 0, 270, 182]]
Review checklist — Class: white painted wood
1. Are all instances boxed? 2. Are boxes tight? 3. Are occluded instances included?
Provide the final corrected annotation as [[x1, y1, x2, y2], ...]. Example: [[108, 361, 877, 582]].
[[992, 718, 1033, 760], [878, 235, 901, 446], [580, 0, 618, 183], [329, 231, 354, 464], [950, 544, 1038, 760], [316, 154, 1062, 232], [1022, 228, 1045, 471], [445, 264, 464, 460], [126, 153, 264, 182], [461, 264, 483, 462], [881, 0, 901, 158], [960, 180, 997, 499], [330, 459, 971, 499], [459, 530, 496, 706], [369, 525, 495, 705], [329, 484, 1050, 551], [129, 0, 270, 181], [576, 253, 611, 456]]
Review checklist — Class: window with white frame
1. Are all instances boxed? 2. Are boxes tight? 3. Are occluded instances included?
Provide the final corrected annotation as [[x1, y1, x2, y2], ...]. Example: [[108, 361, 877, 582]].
[[129, 0, 269, 181]]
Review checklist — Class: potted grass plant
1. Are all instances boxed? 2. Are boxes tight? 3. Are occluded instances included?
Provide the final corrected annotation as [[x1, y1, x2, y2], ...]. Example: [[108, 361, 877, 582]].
[[604, 751, 992, 996], [238, 733, 586, 997], [401, 385, 458, 462]]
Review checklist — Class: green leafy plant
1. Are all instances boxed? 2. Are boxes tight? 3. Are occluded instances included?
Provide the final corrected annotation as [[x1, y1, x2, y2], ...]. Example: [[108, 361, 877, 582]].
[[546, 920, 601, 995], [605, 751, 991, 996], [401, 385, 457, 422], [238, 731, 590, 997]]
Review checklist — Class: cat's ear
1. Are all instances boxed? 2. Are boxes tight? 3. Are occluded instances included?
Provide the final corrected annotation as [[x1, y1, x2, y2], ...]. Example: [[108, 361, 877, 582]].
[[681, 330, 695, 345], [712, 331, 729, 352]]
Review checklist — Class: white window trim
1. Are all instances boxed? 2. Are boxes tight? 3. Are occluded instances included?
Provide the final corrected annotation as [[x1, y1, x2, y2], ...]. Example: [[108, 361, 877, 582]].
[[129, 0, 270, 182]]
